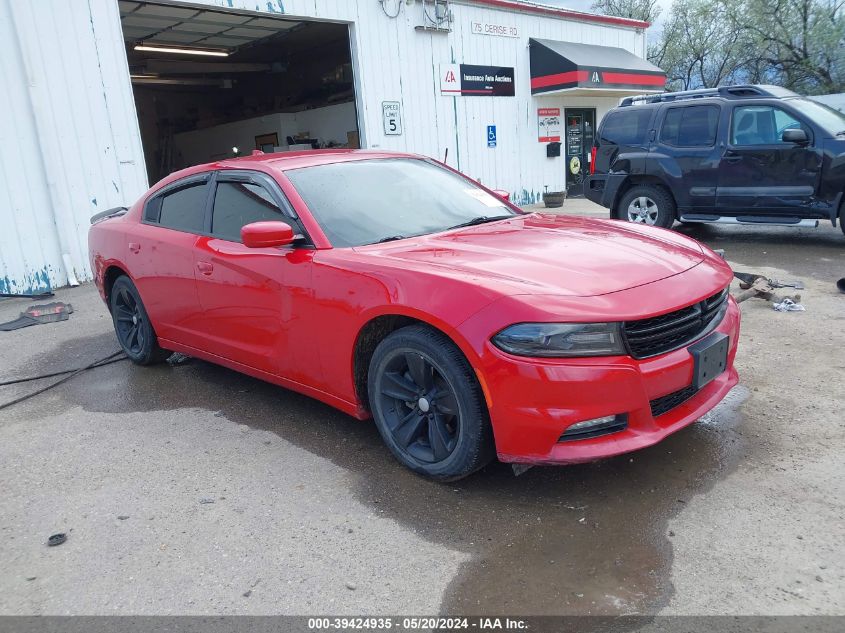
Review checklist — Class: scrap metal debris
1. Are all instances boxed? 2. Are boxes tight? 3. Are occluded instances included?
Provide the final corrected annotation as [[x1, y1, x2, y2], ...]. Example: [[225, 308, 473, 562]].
[[734, 271, 804, 290], [166, 352, 192, 366], [47, 533, 67, 547], [732, 272, 803, 308], [0, 291, 54, 299], [0, 302, 73, 331], [773, 298, 805, 312]]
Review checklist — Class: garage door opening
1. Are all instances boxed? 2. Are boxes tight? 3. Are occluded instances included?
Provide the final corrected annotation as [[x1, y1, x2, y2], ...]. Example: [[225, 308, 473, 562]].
[[119, 1, 360, 183]]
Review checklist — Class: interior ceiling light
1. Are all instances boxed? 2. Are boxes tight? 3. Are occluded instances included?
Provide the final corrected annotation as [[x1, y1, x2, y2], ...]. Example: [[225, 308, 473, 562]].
[[134, 44, 229, 57]]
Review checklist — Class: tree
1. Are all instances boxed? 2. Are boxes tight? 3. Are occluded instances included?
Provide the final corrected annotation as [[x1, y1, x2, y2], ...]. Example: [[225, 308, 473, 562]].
[[590, 0, 663, 23], [723, 0, 845, 94], [649, 0, 751, 90]]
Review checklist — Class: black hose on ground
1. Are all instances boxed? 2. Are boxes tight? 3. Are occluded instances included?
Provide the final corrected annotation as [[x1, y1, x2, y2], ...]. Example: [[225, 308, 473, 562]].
[[0, 351, 127, 411]]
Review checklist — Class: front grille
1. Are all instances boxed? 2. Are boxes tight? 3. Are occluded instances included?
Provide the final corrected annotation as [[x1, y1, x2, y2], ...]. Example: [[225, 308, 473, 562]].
[[650, 385, 698, 418], [558, 415, 628, 442], [623, 289, 729, 359]]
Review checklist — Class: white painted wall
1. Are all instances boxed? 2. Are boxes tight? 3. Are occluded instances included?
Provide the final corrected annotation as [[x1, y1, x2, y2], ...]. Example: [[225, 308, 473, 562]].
[[0, 0, 146, 293], [172, 102, 358, 167], [0, 0, 649, 291]]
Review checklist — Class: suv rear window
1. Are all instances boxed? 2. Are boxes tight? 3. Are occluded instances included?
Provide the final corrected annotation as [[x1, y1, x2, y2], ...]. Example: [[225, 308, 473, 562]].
[[600, 109, 652, 145], [660, 105, 720, 147]]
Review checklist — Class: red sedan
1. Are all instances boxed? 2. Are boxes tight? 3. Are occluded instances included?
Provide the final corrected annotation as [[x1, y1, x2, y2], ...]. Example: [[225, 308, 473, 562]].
[[89, 150, 740, 480]]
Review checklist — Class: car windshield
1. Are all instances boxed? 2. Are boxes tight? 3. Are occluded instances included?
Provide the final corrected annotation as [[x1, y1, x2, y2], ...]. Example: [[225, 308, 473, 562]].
[[285, 158, 518, 247], [790, 98, 845, 135]]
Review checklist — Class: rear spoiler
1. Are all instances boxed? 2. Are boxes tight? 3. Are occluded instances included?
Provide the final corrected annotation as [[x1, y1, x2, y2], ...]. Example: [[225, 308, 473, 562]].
[[90, 206, 128, 225]]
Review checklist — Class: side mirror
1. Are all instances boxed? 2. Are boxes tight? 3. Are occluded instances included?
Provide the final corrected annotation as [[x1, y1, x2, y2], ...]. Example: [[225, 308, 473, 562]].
[[782, 128, 808, 144], [492, 189, 510, 201], [241, 221, 295, 248]]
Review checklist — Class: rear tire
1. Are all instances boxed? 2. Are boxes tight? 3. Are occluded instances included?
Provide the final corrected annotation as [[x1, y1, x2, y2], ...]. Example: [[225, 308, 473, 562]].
[[109, 276, 170, 365], [367, 325, 495, 481], [616, 185, 676, 229]]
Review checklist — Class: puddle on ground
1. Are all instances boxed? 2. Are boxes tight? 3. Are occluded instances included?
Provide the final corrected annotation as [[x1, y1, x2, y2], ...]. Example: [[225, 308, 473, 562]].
[[12, 332, 750, 616]]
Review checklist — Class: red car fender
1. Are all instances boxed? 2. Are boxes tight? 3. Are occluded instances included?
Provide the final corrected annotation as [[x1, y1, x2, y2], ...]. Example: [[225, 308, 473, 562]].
[[353, 303, 485, 372]]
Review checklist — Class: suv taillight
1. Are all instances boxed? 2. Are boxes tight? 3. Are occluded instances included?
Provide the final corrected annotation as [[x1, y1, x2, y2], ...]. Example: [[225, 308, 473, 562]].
[[590, 146, 597, 175]]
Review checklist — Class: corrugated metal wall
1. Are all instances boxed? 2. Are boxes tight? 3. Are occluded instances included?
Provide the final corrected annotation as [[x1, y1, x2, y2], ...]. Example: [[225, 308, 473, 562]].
[[0, 0, 147, 293], [0, 0, 647, 292]]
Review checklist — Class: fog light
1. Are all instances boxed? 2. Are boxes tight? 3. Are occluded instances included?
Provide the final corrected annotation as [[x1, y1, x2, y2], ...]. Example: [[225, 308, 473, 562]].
[[558, 414, 628, 442], [567, 415, 616, 432]]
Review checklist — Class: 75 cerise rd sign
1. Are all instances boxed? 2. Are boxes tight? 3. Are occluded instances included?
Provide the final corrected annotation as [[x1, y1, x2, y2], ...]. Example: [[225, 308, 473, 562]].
[[471, 21, 519, 38]]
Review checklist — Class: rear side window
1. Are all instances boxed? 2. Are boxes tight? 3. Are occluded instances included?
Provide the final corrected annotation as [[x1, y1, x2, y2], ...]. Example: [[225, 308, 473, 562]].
[[599, 109, 653, 145], [211, 182, 285, 242], [156, 183, 208, 233], [660, 105, 720, 147]]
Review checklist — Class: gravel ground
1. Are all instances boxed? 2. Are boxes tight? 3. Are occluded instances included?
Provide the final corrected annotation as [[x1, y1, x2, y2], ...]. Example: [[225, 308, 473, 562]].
[[0, 201, 843, 617]]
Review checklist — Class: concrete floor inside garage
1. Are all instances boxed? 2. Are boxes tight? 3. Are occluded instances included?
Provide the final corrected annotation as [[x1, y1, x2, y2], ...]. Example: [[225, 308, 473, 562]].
[[0, 201, 843, 616]]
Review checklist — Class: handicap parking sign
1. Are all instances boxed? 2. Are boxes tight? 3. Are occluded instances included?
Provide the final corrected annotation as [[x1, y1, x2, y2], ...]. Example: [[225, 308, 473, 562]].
[[487, 125, 497, 148]]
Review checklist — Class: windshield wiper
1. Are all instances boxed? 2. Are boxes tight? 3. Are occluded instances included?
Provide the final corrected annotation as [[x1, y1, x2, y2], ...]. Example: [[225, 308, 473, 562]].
[[375, 235, 407, 243], [446, 215, 513, 231]]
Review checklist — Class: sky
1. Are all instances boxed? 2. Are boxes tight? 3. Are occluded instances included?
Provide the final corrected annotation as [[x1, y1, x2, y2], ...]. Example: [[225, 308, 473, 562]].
[[540, 0, 675, 29]]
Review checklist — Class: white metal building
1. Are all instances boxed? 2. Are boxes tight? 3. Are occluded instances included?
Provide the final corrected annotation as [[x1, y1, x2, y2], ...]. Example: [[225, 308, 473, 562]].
[[0, 0, 662, 293]]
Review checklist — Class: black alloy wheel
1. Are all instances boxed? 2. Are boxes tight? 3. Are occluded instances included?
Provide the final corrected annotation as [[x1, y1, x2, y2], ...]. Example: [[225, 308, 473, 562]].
[[368, 325, 494, 480], [109, 276, 169, 365], [377, 350, 460, 464]]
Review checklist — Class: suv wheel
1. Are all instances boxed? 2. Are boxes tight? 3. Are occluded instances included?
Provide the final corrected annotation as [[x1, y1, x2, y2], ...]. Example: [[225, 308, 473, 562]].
[[617, 185, 676, 229]]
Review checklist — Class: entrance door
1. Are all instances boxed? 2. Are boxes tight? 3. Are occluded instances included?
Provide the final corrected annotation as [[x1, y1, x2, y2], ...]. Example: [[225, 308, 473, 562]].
[[564, 108, 596, 198]]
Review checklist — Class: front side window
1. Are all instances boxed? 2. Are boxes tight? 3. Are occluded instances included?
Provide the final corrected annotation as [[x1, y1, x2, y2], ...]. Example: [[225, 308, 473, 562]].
[[599, 109, 653, 146], [660, 105, 719, 147], [156, 183, 208, 233], [211, 182, 284, 242], [731, 106, 805, 145], [285, 159, 517, 247]]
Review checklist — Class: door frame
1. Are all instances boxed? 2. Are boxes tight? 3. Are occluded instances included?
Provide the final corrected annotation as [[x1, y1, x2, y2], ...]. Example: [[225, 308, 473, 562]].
[[564, 107, 597, 198]]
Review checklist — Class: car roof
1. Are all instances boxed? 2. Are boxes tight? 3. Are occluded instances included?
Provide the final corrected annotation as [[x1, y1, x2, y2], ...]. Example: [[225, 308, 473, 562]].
[[152, 149, 425, 192], [222, 149, 420, 171]]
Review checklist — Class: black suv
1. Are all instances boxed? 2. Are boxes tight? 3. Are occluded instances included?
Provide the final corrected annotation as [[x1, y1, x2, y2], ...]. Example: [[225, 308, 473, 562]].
[[585, 85, 845, 235]]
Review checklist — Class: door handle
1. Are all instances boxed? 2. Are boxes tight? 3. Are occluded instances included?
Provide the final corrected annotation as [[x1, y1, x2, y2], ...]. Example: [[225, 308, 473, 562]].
[[196, 261, 214, 275], [722, 153, 742, 163], [128, 242, 141, 254]]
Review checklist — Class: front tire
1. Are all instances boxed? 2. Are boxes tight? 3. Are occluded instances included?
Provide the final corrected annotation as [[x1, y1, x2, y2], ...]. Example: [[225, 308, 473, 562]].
[[109, 276, 170, 365], [367, 325, 494, 481], [616, 185, 676, 228]]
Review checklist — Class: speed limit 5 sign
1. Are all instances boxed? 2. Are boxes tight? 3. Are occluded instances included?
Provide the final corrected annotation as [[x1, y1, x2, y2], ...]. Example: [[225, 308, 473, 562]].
[[382, 101, 403, 135]]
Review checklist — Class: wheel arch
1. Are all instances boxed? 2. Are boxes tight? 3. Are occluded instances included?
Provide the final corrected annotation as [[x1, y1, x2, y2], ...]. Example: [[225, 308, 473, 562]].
[[612, 175, 677, 216], [351, 308, 480, 414], [103, 264, 131, 310]]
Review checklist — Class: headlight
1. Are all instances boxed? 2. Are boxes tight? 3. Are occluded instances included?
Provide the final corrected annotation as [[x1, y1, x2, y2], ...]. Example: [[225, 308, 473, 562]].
[[492, 322, 625, 357]]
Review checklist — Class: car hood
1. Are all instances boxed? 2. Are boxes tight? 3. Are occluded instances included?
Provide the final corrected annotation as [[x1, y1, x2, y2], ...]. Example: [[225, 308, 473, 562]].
[[355, 214, 707, 297]]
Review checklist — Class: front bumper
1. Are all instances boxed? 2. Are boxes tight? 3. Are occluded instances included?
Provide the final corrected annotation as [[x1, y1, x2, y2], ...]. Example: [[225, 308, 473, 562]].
[[481, 298, 741, 464]]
